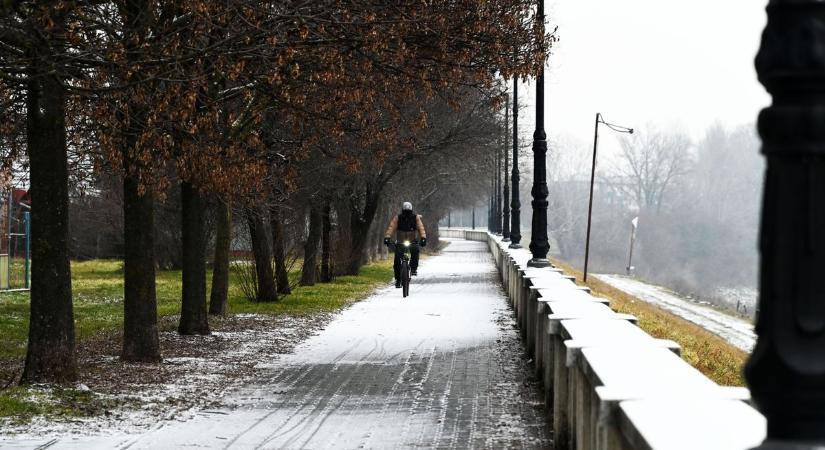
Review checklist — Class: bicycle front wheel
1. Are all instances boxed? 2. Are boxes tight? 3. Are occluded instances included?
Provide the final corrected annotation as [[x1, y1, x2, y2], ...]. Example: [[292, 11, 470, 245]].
[[401, 259, 410, 298]]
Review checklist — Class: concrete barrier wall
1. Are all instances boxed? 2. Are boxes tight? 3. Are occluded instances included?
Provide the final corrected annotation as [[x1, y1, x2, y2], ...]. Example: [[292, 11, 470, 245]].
[[441, 228, 766, 450]]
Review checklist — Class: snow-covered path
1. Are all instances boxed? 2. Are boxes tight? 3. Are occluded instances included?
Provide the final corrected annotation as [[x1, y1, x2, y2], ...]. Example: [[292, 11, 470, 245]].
[[3, 239, 550, 449], [595, 274, 756, 352]]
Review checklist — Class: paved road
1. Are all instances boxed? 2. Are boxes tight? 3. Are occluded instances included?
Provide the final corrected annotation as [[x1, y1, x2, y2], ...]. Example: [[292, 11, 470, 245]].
[[9, 239, 550, 449]]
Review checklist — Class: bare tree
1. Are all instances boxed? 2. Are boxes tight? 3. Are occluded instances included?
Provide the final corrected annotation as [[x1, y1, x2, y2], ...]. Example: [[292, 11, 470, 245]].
[[613, 128, 692, 213]]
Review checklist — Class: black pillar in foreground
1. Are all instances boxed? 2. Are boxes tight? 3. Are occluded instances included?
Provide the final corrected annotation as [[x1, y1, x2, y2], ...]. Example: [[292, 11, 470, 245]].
[[528, 0, 550, 268], [510, 76, 522, 249], [745, 0, 825, 447]]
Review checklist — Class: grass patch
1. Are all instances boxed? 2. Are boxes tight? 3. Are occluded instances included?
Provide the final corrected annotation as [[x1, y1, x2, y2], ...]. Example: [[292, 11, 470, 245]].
[[230, 261, 393, 316], [0, 386, 110, 424], [551, 259, 747, 387], [0, 258, 393, 360], [0, 258, 394, 421]]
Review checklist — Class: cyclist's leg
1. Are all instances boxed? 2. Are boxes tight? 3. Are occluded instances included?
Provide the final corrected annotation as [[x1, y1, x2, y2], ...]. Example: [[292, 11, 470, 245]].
[[410, 243, 420, 275]]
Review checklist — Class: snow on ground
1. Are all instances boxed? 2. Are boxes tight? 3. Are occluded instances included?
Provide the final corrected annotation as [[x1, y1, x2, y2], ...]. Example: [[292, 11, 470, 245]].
[[595, 274, 756, 352], [1, 239, 550, 449], [711, 286, 758, 319], [0, 313, 331, 442]]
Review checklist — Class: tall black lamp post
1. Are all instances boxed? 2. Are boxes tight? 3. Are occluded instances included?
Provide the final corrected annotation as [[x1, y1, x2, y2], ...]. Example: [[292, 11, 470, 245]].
[[495, 139, 502, 234], [489, 155, 494, 232], [510, 76, 522, 249], [746, 1, 825, 448], [527, 0, 551, 268], [582, 113, 633, 282], [503, 92, 511, 241]]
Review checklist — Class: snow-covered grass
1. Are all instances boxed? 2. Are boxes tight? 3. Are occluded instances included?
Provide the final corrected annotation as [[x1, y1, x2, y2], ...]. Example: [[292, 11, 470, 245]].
[[0, 385, 110, 424], [0, 258, 394, 424], [552, 259, 748, 387]]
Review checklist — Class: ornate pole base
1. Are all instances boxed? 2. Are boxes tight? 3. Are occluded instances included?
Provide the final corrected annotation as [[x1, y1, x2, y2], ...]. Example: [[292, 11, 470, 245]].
[[509, 242, 522, 249], [527, 257, 551, 268]]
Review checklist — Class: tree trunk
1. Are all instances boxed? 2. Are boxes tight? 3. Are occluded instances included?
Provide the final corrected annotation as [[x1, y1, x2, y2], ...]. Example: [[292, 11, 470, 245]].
[[117, 0, 161, 363], [347, 219, 369, 275], [209, 199, 231, 315], [179, 182, 210, 335], [300, 201, 323, 286], [21, 55, 78, 384], [121, 175, 161, 361], [346, 185, 381, 275], [247, 207, 277, 302], [270, 204, 291, 294], [321, 201, 333, 282]]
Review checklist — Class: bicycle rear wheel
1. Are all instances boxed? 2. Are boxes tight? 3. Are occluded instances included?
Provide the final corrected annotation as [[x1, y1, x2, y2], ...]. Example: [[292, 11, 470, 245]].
[[401, 259, 410, 297]]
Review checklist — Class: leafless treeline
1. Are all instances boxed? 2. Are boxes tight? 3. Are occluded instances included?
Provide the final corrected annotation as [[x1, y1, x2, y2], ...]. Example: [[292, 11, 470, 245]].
[[0, 1, 554, 383], [547, 123, 763, 305]]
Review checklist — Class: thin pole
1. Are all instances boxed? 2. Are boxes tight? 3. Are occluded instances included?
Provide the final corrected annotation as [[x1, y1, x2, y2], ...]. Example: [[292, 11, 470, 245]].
[[510, 75, 522, 249], [626, 221, 635, 275], [472, 207, 476, 230], [7, 189, 12, 289], [24, 211, 30, 289], [583, 113, 600, 282]]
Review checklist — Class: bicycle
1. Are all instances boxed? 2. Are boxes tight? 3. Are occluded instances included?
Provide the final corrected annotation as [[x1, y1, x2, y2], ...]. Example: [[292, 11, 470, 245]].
[[390, 240, 414, 298]]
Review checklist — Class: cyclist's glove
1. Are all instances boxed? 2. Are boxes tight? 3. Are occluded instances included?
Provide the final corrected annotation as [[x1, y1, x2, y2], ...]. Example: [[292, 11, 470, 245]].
[[384, 237, 392, 246], [420, 238, 427, 247]]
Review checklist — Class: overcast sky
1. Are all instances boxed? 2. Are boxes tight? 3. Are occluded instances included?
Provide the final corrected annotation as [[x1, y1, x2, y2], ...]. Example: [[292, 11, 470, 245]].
[[516, 0, 770, 158]]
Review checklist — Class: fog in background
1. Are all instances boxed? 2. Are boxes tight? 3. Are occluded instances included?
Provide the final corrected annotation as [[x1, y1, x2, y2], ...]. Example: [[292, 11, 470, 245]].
[[546, 123, 763, 313], [445, 0, 770, 314], [449, 118, 763, 316]]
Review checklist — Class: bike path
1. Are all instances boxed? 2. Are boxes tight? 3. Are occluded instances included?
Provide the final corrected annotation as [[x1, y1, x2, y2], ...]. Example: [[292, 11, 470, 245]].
[[9, 239, 551, 449]]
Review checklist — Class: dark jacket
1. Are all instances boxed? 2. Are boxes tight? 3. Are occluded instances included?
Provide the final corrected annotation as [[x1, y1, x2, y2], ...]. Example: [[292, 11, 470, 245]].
[[385, 212, 426, 242]]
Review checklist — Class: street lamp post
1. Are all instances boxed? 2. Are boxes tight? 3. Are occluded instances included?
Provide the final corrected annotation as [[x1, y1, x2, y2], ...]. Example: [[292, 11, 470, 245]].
[[527, 0, 551, 268], [745, 1, 825, 447], [626, 216, 638, 276], [492, 146, 499, 233], [582, 113, 633, 282], [489, 155, 494, 232], [510, 76, 522, 249], [496, 138, 502, 234], [503, 92, 511, 242], [488, 201, 492, 231]]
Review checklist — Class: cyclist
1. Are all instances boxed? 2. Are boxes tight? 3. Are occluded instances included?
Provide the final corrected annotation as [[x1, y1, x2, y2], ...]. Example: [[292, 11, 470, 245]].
[[383, 202, 427, 288]]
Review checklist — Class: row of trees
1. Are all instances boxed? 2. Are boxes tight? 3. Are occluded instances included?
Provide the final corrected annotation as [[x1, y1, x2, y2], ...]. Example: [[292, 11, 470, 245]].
[[547, 123, 763, 302], [1, 1, 554, 383]]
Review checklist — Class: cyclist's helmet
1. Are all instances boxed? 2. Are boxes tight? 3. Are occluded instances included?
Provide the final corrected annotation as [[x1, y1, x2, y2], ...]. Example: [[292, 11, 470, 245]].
[[402, 202, 413, 211]]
